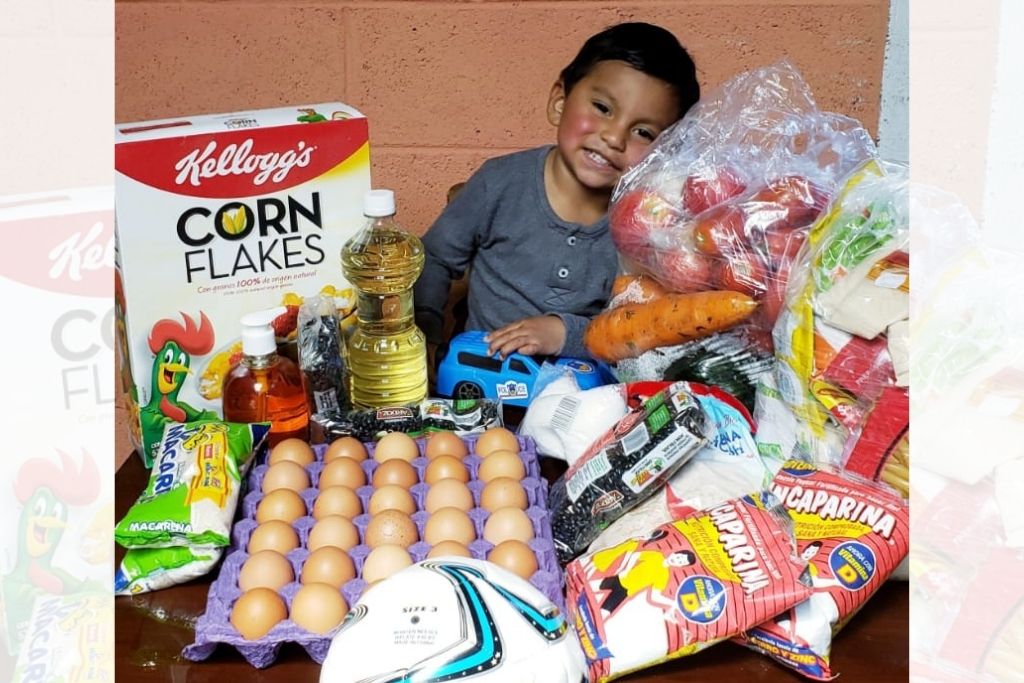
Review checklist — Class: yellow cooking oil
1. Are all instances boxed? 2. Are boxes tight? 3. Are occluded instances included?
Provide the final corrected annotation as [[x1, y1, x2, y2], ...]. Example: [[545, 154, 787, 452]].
[[341, 189, 428, 409]]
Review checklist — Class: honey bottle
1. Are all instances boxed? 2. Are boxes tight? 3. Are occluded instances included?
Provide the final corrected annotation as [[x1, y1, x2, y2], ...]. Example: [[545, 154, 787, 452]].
[[222, 307, 310, 446]]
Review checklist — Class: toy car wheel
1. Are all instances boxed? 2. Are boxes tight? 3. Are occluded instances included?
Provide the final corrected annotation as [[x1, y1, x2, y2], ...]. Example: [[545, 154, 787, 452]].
[[453, 381, 484, 400]]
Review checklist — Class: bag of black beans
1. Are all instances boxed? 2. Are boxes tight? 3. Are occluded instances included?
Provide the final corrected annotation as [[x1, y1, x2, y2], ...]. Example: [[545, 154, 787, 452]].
[[549, 382, 708, 564]]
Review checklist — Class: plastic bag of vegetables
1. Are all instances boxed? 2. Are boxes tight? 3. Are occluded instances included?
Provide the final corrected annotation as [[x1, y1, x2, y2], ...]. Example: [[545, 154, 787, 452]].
[[586, 276, 772, 413], [606, 60, 877, 345]]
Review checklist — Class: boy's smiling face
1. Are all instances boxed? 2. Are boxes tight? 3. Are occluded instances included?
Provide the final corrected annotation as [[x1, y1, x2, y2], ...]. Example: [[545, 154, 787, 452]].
[[548, 60, 680, 195]]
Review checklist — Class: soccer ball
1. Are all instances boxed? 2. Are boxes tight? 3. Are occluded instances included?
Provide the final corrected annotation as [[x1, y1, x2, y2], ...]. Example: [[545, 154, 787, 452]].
[[319, 558, 587, 683]]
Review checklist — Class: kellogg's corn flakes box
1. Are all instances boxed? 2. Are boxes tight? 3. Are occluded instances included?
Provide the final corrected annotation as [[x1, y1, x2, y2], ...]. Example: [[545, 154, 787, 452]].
[[115, 104, 370, 466]]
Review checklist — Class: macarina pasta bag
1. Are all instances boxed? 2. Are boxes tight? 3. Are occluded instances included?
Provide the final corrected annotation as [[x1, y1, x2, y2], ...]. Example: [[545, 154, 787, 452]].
[[565, 492, 811, 682], [736, 460, 910, 679]]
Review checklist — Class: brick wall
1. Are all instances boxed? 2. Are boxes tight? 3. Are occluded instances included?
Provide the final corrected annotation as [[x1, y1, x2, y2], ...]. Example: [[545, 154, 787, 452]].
[[114, 0, 892, 466]]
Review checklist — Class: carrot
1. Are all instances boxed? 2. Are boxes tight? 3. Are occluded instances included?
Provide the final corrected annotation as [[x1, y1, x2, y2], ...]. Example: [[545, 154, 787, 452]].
[[584, 291, 758, 362], [609, 274, 668, 305]]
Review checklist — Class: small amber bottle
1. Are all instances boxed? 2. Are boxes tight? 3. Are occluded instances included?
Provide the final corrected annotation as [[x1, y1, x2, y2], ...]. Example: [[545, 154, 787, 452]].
[[222, 307, 309, 446]]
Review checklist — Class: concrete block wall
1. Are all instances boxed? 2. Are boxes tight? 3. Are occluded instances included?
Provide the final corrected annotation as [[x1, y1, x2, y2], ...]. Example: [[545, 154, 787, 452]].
[[115, 0, 892, 465], [116, 0, 890, 233]]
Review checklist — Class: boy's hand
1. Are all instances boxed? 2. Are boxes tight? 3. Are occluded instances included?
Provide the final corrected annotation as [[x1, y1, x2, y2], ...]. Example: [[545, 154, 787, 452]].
[[485, 315, 566, 358]]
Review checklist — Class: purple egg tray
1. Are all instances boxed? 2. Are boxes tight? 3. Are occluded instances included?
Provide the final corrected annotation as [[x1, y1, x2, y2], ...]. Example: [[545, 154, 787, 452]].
[[184, 433, 564, 668]]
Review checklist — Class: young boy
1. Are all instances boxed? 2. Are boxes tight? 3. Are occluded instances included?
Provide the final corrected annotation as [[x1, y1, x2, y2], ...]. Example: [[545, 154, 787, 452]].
[[414, 22, 700, 363]]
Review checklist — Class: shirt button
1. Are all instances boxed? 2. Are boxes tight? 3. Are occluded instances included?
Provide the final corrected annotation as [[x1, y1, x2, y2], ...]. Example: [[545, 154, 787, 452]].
[[567, 236, 577, 246], [558, 267, 570, 279]]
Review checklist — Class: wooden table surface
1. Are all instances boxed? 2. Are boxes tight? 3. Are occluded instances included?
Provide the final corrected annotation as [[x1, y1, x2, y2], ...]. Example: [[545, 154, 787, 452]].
[[115, 452, 908, 683]]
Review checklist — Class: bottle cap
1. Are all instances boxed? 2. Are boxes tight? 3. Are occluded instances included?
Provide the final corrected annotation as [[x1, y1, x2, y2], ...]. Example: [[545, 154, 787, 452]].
[[240, 306, 286, 356], [364, 189, 396, 217]]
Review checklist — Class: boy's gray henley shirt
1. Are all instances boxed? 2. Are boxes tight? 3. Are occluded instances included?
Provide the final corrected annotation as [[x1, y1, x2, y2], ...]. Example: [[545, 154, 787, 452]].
[[413, 146, 618, 359]]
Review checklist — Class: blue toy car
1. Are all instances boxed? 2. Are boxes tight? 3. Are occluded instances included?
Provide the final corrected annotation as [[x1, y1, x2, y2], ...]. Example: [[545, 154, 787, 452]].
[[435, 330, 614, 408]]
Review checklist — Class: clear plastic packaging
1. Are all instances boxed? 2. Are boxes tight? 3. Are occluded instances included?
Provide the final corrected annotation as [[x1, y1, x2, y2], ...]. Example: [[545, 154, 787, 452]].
[[755, 161, 909, 492], [606, 61, 877, 344], [297, 295, 350, 417]]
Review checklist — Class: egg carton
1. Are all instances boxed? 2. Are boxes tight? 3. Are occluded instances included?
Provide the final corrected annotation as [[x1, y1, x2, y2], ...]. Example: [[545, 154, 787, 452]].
[[184, 433, 565, 668]]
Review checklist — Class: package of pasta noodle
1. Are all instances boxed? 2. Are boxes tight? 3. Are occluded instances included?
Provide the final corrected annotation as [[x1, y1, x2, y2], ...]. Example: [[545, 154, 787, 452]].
[[736, 459, 909, 679]]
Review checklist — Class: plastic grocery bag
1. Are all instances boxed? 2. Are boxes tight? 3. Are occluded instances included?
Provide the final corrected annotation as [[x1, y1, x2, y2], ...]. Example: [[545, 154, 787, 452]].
[[607, 60, 877, 345], [756, 160, 909, 493]]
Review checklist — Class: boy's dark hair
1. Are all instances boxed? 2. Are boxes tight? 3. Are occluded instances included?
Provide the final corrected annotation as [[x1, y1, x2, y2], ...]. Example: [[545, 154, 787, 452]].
[[560, 22, 700, 119]]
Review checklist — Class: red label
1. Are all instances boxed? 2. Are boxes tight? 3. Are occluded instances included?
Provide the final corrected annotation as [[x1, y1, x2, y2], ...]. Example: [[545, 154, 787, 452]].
[[0, 210, 112, 297], [115, 119, 368, 199]]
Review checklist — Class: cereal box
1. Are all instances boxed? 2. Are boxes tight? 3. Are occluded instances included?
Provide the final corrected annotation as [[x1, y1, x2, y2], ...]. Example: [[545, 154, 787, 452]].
[[115, 104, 371, 466]]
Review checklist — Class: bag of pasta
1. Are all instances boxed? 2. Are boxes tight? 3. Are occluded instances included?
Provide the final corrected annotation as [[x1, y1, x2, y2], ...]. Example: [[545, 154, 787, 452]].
[[754, 160, 909, 493]]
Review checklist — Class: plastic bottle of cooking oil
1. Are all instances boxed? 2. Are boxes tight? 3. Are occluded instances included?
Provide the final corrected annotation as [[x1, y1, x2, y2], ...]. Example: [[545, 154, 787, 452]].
[[341, 189, 427, 409], [222, 307, 310, 446]]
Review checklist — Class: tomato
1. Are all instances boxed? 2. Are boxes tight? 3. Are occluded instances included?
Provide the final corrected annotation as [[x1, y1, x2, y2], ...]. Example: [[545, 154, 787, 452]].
[[658, 250, 714, 293], [682, 167, 747, 215], [691, 205, 749, 257], [758, 275, 787, 327], [609, 188, 681, 251], [759, 227, 808, 270], [750, 175, 828, 227], [713, 252, 769, 297]]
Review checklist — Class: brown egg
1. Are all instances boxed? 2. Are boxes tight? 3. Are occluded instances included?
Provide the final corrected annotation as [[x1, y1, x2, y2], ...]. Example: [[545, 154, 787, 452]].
[[424, 507, 477, 546], [483, 507, 535, 544], [231, 588, 287, 640], [477, 450, 526, 483], [301, 546, 355, 588], [480, 477, 528, 512], [307, 515, 360, 552], [361, 544, 413, 584], [488, 539, 538, 580], [238, 550, 294, 592], [369, 485, 417, 516], [262, 460, 311, 494], [474, 428, 519, 457], [290, 582, 349, 634], [324, 436, 368, 463], [248, 520, 300, 555], [425, 455, 469, 485], [427, 540, 473, 559], [269, 438, 315, 467], [425, 478, 474, 514], [318, 457, 367, 490], [373, 432, 420, 463], [372, 459, 418, 489], [312, 486, 362, 520], [365, 510, 418, 548], [424, 431, 468, 460], [256, 489, 307, 524]]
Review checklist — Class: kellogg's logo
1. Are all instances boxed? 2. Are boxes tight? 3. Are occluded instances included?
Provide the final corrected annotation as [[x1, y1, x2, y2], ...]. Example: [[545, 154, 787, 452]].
[[116, 119, 369, 199], [174, 139, 315, 188], [0, 209, 112, 297]]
